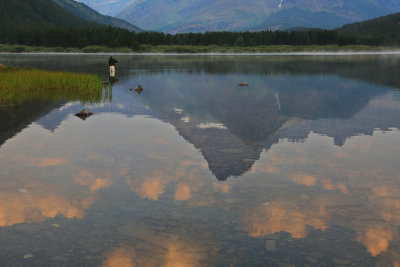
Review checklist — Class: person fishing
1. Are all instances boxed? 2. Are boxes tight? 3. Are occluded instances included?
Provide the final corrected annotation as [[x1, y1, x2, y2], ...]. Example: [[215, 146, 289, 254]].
[[109, 55, 118, 77]]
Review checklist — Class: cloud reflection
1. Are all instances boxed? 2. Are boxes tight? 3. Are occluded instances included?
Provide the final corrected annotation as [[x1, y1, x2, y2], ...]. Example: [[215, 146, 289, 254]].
[[290, 173, 316, 186], [74, 170, 111, 191], [165, 243, 204, 267], [38, 157, 69, 167], [0, 185, 94, 227], [128, 171, 166, 200], [102, 247, 136, 267], [174, 183, 192, 201], [245, 200, 329, 239], [357, 225, 393, 257]]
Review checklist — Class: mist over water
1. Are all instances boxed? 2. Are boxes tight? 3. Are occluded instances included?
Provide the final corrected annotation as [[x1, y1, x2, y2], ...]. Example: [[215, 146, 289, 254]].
[[1, 54, 400, 266]]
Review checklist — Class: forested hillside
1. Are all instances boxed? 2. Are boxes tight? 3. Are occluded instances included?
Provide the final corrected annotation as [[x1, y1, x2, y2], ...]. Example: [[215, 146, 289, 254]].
[[336, 12, 400, 45], [0, 0, 90, 28], [0, 0, 139, 48], [1, 0, 399, 50], [51, 0, 141, 31]]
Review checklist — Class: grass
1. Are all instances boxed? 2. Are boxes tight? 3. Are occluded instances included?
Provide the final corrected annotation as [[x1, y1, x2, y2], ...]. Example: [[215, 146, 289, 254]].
[[0, 65, 105, 105], [1, 43, 398, 54]]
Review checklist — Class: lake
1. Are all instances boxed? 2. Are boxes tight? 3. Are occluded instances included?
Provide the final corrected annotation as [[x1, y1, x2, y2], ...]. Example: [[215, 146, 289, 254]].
[[1, 54, 400, 266]]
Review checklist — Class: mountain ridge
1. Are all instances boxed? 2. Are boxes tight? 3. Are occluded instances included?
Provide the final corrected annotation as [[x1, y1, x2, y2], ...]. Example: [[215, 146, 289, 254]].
[[52, 0, 142, 31], [84, 0, 400, 33]]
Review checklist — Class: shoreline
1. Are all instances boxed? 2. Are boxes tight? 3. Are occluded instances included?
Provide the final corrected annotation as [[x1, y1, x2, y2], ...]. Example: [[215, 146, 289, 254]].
[[2, 44, 400, 56], [2, 51, 400, 56]]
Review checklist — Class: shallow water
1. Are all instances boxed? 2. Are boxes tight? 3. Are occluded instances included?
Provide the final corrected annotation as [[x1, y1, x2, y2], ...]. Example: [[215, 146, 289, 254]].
[[1, 54, 400, 266]]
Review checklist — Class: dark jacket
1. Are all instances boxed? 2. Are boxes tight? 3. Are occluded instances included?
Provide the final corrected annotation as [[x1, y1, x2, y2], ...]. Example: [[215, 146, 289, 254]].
[[109, 57, 118, 66]]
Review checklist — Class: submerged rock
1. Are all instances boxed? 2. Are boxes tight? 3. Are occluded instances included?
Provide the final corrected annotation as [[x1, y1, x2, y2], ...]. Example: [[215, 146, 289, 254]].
[[75, 109, 93, 120]]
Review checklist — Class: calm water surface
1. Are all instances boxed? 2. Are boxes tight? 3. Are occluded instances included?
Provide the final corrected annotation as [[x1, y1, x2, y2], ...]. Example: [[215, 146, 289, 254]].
[[1, 54, 400, 266]]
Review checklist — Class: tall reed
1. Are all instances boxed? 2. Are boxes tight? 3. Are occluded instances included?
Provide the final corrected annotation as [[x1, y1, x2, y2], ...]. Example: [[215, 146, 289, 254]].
[[0, 66, 105, 105]]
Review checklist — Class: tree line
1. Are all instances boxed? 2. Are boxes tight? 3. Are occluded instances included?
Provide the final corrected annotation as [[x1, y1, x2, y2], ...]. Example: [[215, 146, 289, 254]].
[[0, 25, 385, 49]]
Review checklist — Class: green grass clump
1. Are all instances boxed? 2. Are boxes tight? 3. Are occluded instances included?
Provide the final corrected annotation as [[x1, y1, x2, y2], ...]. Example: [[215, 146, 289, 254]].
[[0, 65, 104, 105]]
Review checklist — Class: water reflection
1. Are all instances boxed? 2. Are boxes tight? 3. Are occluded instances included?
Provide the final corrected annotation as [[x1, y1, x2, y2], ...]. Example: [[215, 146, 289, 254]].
[[0, 54, 400, 266]]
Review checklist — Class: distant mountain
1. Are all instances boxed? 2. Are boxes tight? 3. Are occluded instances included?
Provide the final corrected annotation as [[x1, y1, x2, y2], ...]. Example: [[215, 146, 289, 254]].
[[248, 8, 352, 31], [52, 0, 142, 31], [107, 0, 400, 33], [336, 12, 400, 42], [118, 0, 279, 33], [77, 0, 135, 17]]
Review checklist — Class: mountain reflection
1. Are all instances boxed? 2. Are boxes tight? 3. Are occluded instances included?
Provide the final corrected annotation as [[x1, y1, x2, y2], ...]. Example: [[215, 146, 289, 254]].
[[0, 82, 400, 265], [134, 72, 398, 180], [1, 55, 400, 180]]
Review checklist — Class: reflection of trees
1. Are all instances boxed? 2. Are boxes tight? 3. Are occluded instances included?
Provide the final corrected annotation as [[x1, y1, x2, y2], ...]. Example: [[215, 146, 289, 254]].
[[114, 55, 400, 90], [0, 86, 112, 148], [0, 100, 60, 147], [4, 55, 400, 89]]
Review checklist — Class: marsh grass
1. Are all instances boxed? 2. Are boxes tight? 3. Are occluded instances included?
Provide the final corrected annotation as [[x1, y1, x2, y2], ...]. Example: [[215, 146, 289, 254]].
[[0, 65, 105, 105]]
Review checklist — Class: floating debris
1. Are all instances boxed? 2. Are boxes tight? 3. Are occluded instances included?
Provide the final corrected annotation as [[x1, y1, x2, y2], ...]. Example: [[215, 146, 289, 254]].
[[75, 109, 93, 120], [135, 85, 144, 94], [52, 224, 61, 228], [239, 82, 249, 86], [23, 254, 34, 259]]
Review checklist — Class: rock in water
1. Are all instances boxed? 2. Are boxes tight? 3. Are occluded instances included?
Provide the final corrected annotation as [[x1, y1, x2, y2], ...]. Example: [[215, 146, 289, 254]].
[[135, 85, 144, 94], [75, 109, 93, 120]]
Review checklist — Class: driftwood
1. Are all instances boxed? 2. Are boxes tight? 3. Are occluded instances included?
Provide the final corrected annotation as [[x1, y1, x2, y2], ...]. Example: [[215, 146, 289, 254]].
[[75, 109, 93, 120], [238, 82, 249, 86]]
